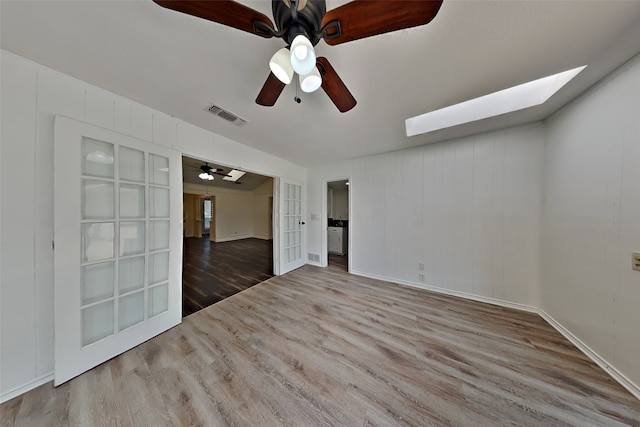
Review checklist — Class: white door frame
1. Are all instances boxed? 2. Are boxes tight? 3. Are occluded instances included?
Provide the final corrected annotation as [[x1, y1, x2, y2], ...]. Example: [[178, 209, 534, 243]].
[[322, 176, 352, 271]]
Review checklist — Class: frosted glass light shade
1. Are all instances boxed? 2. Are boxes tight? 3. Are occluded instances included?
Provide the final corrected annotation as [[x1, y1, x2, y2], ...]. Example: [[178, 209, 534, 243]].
[[300, 67, 322, 93], [269, 48, 294, 84], [290, 35, 316, 75]]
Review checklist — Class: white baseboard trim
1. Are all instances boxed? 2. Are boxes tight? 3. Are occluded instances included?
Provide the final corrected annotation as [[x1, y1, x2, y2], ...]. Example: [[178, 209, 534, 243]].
[[350, 270, 539, 313], [538, 310, 640, 401], [349, 270, 639, 401], [1, 372, 53, 404], [214, 234, 253, 242], [252, 234, 272, 240]]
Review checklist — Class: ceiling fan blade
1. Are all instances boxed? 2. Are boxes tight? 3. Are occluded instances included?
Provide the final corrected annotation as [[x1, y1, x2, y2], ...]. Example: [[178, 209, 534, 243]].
[[153, 0, 275, 38], [256, 72, 286, 107], [316, 57, 356, 113], [321, 0, 443, 46]]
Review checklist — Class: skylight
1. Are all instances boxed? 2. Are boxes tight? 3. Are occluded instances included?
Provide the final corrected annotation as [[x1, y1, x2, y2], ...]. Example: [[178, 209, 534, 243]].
[[223, 169, 246, 182], [405, 65, 587, 137]]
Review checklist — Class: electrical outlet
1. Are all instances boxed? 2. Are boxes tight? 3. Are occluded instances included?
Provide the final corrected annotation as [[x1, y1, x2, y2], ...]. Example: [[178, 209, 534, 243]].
[[633, 252, 640, 272], [418, 263, 425, 271], [418, 274, 425, 283]]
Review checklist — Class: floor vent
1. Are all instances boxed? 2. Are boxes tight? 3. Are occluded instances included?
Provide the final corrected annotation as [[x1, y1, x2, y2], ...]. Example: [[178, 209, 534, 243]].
[[206, 104, 248, 127], [308, 253, 320, 262]]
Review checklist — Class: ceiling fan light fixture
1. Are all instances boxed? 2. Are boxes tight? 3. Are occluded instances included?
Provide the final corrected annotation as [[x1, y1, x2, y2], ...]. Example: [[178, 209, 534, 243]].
[[290, 34, 316, 75], [199, 172, 214, 180], [300, 67, 322, 93], [269, 48, 294, 84]]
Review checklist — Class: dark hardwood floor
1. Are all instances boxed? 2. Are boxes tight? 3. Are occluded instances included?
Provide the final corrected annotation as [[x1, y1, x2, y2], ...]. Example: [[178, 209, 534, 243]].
[[182, 237, 273, 317]]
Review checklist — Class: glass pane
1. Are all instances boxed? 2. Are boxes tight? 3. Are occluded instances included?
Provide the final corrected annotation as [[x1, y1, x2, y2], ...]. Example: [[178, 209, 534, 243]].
[[119, 146, 145, 182], [149, 187, 170, 218], [82, 179, 114, 220], [81, 262, 114, 305], [149, 283, 168, 317], [119, 184, 145, 219], [119, 221, 145, 256], [119, 256, 145, 294], [82, 300, 114, 346], [118, 291, 144, 331], [295, 245, 301, 260], [149, 154, 169, 186], [150, 220, 170, 251], [82, 222, 114, 262], [82, 137, 114, 178], [149, 251, 169, 285], [284, 248, 290, 264]]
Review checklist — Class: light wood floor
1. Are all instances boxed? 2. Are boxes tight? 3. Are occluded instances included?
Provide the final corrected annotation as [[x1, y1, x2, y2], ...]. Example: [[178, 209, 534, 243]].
[[3, 263, 640, 426]]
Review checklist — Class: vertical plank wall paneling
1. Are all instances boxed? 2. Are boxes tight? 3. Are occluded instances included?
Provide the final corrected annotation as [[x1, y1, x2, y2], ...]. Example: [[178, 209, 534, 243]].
[[0, 50, 305, 401], [35, 66, 87, 381], [308, 123, 545, 310], [541, 54, 640, 387], [1, 52, 38, 392], [470, 133, 495, 298]]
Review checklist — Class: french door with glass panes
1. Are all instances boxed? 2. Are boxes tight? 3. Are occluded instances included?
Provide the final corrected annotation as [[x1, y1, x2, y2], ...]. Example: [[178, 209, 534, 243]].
[[53, 117, 182, 385], [279, 179, 305, 274]]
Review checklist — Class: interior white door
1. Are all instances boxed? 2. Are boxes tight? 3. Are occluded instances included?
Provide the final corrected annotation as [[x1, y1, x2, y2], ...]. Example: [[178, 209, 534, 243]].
[[53, 116, 182, 385], [279, 179, 305, 274]]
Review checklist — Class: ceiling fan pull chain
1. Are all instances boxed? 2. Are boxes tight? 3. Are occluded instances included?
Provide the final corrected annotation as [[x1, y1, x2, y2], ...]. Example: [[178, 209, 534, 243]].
[[294, 75, 302, 104]]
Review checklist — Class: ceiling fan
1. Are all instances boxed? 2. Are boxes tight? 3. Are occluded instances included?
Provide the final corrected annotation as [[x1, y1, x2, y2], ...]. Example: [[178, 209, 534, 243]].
[[153, 0, 444, 112], [197, 163, 231, 180], [185, 163, 246, 184]]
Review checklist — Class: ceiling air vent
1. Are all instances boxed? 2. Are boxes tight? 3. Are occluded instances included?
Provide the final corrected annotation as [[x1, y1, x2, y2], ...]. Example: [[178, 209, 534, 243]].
[[206, 104, 248, 127]]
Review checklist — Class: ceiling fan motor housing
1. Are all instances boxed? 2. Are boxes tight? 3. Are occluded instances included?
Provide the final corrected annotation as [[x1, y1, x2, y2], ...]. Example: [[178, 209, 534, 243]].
[[272, 0, 326, 46]]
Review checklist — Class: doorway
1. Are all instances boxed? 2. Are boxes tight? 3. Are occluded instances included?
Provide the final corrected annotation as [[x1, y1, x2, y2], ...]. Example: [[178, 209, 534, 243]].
[[200, 197, 212, 236], [181, 156, 275, 317], [327, 179, 350, 272]]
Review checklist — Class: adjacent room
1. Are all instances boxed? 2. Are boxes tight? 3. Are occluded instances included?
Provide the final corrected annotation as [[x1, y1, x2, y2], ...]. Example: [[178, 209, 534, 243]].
[[1, 0, 640, 425], [181, 156, 274, 317]]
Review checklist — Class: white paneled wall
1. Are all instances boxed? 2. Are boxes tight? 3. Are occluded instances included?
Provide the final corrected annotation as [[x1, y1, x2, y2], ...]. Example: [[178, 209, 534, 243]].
[[308, 123, 544, 309], [1, 50, 39, 395], [0, 50, 305, 401], [541, 54, 640, 389]]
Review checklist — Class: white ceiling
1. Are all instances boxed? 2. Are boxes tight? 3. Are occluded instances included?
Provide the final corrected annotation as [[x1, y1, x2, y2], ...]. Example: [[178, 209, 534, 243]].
[[2, 1, 640, 167]]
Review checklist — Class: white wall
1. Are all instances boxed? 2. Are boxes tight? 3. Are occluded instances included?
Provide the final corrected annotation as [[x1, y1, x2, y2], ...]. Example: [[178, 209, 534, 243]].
[[0, 50, 305, 401], [252, 179, 274, 240], [540, 54, 640, 389], [331, 188, 349, 220], [307, 123, 545, 309], [183, 179, 273, 241], [214, 191, 254, 241]]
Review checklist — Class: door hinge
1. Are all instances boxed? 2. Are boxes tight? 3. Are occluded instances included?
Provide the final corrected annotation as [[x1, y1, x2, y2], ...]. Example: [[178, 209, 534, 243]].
[[52, 240, 55, 250]]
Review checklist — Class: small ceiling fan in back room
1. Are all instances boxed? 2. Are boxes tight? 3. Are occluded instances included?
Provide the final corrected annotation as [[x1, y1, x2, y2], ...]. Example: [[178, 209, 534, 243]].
[[153, 0, 444, 112]]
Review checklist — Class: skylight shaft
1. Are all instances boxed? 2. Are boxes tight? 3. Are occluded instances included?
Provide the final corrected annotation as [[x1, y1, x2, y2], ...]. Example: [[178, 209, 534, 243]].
[[405, 65, 587, 137]]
